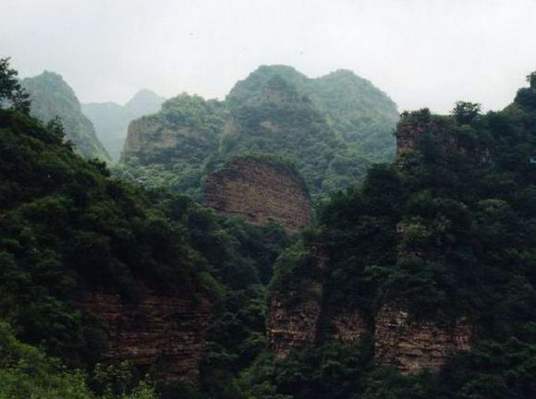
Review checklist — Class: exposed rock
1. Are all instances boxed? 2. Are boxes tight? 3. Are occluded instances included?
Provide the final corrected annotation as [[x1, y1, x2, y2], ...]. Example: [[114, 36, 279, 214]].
[[395, 109, 490, 163], [204, 157, 311, 232], [81, 290, 211, 383], [267, 291, 323, 359], [374, 305, 472, 374], [267, 247, 369, 357], [82, 89, 165, 161], [329, 308, 369, 345]]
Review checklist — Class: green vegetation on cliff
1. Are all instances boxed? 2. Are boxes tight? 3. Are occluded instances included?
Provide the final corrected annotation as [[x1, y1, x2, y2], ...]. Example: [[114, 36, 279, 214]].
[[22, 71, 111, 161], [256, 73, 536, 398], [0, 60, 289, 398], [120, 65, 398, 199], [117, 94, 226, 198]]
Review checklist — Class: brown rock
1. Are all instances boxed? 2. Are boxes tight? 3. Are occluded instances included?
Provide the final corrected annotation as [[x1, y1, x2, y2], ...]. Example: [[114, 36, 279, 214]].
[[374, 305, 472, 374], [81, 290, 211, 383], [204, 157, 311, 233]]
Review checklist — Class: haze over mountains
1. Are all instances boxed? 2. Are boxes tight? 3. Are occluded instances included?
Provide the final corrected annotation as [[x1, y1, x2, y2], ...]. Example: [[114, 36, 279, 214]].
[[21, 71, 111, 161], [119, 64, 399, 198], [82, 89, 165, 161]]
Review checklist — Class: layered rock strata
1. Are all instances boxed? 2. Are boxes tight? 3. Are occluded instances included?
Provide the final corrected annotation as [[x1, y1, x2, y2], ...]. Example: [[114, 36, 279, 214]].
[[374, 305, 472, 373], [204, 157, 311, 232], [81, 291, 211, 382]]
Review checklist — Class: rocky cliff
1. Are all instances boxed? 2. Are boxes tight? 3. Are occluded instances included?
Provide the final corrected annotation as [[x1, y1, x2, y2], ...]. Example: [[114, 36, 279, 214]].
[[374, 305, 472, 374], [82, 89, 165, 161], [204, 157, 311, 232], [267, 247, 472, 374], [267, 248, 370, 359], [81, 289, 211, 383], [119, 65, 397, 198]]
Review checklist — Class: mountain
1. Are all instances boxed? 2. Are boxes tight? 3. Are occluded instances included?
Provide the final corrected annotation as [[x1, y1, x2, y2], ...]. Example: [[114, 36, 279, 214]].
[[0, 77, 287, 396], [82, 89, 165, 161], [3, 57, 536, 399], [120, 65, 397, 198], [21, 71, 110, 161], [228, 65, 399, 160], [257, 75, 536, 398]]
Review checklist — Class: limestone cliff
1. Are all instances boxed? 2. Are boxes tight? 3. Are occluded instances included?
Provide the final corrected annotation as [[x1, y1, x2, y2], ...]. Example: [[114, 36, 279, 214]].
[[267, 244, 472, 373], [267, 247, 369, 358], [374, 305, 472, 373], [81, 289, 211, 383], [82, 89, 165, 161], [204, 157, 311, 232]]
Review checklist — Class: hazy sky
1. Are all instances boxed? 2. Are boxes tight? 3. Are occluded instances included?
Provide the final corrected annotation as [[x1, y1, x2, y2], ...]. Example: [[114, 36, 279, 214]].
[[2, 0, 536, 113]]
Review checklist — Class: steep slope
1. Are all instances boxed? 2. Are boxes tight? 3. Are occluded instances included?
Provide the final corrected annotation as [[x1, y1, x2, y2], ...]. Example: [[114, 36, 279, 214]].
[[204, 157, 312, 232], [227, 65, 399, 160], [119, 65, 397, 201], [120, 94, 226, 198], [0, 104, 288, 386], [221, 72, 363, 195], [21, 71, 110, 161], [83, 89, 164, 161], [254, 74, 536, 398], [306, 69, 399, 160]]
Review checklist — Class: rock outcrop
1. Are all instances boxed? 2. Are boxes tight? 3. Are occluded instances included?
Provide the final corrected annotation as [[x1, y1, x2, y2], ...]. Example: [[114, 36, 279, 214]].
[[204, 157, 311, 232], [83, 89, 165, 161], [267, 248, 369, 357], [267, 247, 472, 372], [374, 305, 472, 373], [81, 290, 211, 383]]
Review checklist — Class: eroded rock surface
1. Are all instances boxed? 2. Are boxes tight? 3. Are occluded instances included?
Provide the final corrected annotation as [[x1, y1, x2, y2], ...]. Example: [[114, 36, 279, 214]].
[[204, 157, 311, 232], [374, 305, 472, 374], [81, 291, 211, 383]]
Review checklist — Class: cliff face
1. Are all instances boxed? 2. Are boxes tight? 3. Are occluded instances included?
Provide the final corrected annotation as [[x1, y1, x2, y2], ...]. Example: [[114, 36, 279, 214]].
[[81, 290, 211, 383], [267, 249, 369, 359], [267, 249, 472, 373], [204, 157, 311, 232], [82, 89, 165, 161], [119, 65, 398, 198], [374, 305, 472, 374], [122, 117, 213, 159], [395, 109, 490, 163]]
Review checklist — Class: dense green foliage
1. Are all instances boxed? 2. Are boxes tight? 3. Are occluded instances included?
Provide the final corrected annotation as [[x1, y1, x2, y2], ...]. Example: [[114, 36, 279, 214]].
[[83, 89, 165, 161], [228, 65, 399, 160], [119, 65, 398, 199], [0, 79, 288, 397], [0, 322, 157, 399], [22, 71, 111, 161], [4, 55, 536, 398], [117, 94, 226, 199], [254, 74, 536, 398], [0, 57, 30, 113]]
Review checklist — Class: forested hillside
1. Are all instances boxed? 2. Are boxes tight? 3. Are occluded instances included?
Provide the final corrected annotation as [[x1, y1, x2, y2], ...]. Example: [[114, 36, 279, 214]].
[[0, 60, 288, 398], [2, 56, 536, 399], [120, 65, 398, 199], [21, 71, 110, 162]]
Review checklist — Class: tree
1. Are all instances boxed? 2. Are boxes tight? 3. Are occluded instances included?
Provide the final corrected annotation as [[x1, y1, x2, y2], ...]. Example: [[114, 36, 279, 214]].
[[0, 57, 30, 113], [528, 71, 536, 89], [452, 101, 481, 124]]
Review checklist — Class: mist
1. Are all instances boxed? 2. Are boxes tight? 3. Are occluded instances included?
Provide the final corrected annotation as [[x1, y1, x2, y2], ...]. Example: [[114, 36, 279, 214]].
[[2, 0, 535, 113]]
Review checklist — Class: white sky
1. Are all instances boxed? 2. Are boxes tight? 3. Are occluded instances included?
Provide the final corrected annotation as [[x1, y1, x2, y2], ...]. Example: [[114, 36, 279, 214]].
[[1, 0, 536, 113]]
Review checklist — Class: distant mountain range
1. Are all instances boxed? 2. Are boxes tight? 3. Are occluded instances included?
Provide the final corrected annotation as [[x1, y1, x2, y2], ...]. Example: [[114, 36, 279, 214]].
[[82, 89, 165, 161]]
